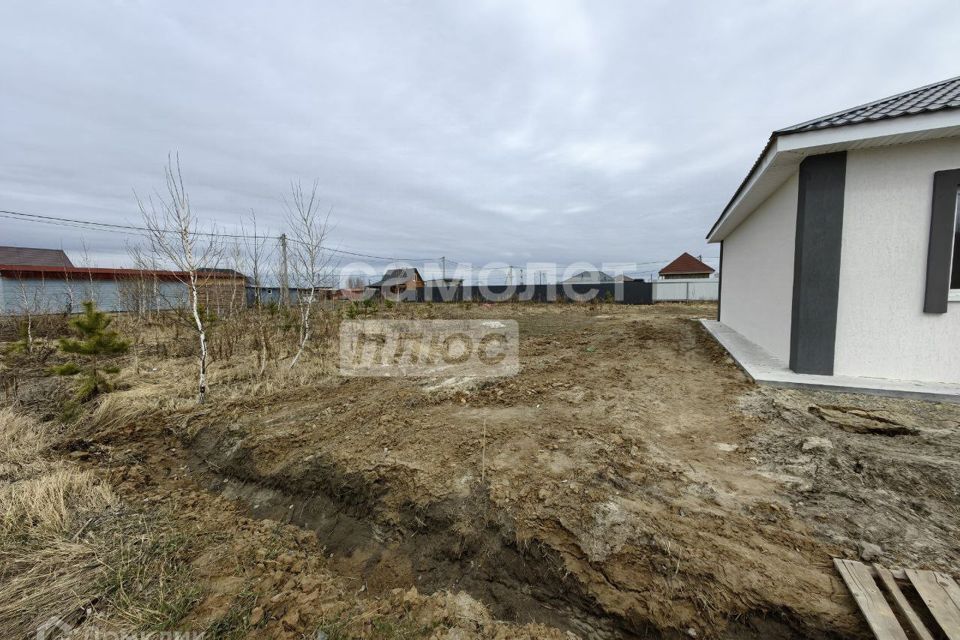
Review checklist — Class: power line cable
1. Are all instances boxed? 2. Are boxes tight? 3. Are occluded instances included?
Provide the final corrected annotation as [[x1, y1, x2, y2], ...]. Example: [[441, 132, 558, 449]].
[[4, 207, 719, 270], [1, 208, 436, 262]]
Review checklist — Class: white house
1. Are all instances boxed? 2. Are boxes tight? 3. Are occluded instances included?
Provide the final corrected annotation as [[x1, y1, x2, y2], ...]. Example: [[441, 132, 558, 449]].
[[707, 76, 960, 385]]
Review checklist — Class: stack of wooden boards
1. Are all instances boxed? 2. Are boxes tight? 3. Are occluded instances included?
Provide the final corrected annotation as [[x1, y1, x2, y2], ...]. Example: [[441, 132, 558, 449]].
[[835, 559, 960, 639]]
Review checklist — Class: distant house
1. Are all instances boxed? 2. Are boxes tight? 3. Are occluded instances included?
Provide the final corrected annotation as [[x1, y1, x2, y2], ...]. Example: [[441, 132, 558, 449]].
[[562, 270, 615, 284], [0, 263, 185, 315], [370, 268, 424, 301], [0, 245, 244, 315], [658, 253, 715, 279], [706, 75, 960, 384]]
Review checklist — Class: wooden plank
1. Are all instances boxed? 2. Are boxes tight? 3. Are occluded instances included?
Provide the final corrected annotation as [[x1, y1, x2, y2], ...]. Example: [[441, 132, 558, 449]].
[[874, 564, 935, 640], [869, 566, 909, 582], [907, 569, 960, 640], [834, 559, 909, 640]]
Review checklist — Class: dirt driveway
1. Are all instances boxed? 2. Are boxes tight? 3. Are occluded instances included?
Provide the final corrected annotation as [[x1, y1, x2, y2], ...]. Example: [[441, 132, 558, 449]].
[[125, 302, 949, 639]]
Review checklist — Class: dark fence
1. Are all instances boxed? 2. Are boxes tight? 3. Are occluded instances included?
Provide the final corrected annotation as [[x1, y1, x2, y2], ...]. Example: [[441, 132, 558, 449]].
[[248, 281, 655, 307], [417, 281, 652, 305]]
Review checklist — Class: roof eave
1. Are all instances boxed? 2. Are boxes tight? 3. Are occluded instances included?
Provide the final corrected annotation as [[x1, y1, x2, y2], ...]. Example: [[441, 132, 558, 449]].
[[707, 109, 960, 243], [660, 269, 715, 275]]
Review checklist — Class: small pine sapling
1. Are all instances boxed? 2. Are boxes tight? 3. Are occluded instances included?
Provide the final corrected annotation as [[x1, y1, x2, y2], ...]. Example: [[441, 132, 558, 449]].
[[53, 301, 130, 400]]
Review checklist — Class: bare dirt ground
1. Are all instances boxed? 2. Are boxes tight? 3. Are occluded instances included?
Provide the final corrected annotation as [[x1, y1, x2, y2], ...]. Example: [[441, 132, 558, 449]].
[[3, 302, 959, 639]]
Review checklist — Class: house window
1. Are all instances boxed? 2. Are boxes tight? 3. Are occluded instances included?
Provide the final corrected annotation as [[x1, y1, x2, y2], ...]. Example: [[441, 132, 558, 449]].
[[925, 170, 960, 312]]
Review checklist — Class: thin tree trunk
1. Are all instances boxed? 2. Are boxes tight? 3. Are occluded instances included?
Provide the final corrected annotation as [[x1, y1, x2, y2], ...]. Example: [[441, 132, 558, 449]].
[[190, 274, 208, 403], [24, 315, 33, 354], [257, 315, 268, 378], [289, 292, 313, 369], [17, 279, 34, 354]]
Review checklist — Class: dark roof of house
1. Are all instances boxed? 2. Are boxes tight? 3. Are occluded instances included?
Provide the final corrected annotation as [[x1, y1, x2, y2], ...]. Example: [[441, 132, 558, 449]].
[[659, 253, 714, 276], [778, 75, 960, 134], [707, 75, 960, 241], [0, 246, 74, 268], [196, 267, 248, 279], [370, 268, 422, 287]]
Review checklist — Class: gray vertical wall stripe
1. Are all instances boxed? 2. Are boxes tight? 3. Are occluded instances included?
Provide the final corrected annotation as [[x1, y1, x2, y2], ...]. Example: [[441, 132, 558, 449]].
[[717, 240, 723, 321], [789, 151, 847, 375], [923, 168, 960, 314]]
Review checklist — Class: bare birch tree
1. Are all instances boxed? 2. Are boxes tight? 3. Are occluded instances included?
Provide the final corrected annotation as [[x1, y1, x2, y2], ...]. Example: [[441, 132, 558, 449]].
[[241, 210, 274, 376], [137, 155, 222, 403], [79, 239, 98, 307], [284, 179, 334, 369], [59, 243, 76, 314], [225, 240, 244, 319], [14, 274, 46, 354], [242, 210, 272, 307], [124, 242, 155, 375]]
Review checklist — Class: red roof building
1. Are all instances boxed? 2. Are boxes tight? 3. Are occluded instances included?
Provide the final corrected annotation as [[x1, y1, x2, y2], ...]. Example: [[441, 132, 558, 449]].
[[0, 246, 246, 315], [658, 252, 715, 279]]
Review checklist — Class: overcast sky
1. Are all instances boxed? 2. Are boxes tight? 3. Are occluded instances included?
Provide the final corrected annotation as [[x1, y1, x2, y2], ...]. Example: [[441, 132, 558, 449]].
[[1, 0, 957, 278]]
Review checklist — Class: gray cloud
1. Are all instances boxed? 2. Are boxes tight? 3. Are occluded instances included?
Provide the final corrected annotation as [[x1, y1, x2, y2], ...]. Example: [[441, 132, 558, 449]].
[[1, 0, 957, 277]]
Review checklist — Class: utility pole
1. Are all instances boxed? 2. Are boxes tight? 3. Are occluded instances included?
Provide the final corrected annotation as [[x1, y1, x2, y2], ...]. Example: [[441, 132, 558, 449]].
[[279, 233, 290, 307], [441, 256, 446, 280]]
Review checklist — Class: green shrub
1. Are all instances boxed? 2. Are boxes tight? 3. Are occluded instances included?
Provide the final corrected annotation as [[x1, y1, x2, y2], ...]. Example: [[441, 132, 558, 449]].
[[54, 301, 129, 401], [51, 362, 81, 376]]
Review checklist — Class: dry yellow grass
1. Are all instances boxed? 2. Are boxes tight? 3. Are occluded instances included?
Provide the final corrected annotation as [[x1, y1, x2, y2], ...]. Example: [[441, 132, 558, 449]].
[[0, 305, 409, 637], [0, 538, 105, 637], [0, 408, 55, 482], [0, 408, 207, 638], [91, 346, 336, 437], [0, 410, 118, 638], [0, 466, 117, 539], [0, 409, 116, 539]]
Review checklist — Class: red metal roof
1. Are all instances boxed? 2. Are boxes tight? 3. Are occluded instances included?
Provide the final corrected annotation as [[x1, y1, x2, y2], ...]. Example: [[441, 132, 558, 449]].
[[659, 252, 715, 276], [0, 264, 241, 281]]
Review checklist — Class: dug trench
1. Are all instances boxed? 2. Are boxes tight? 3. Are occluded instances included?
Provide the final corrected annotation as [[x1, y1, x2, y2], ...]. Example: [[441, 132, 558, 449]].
[[187, 444, 618, 638], [185, 426, 835, 640]]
